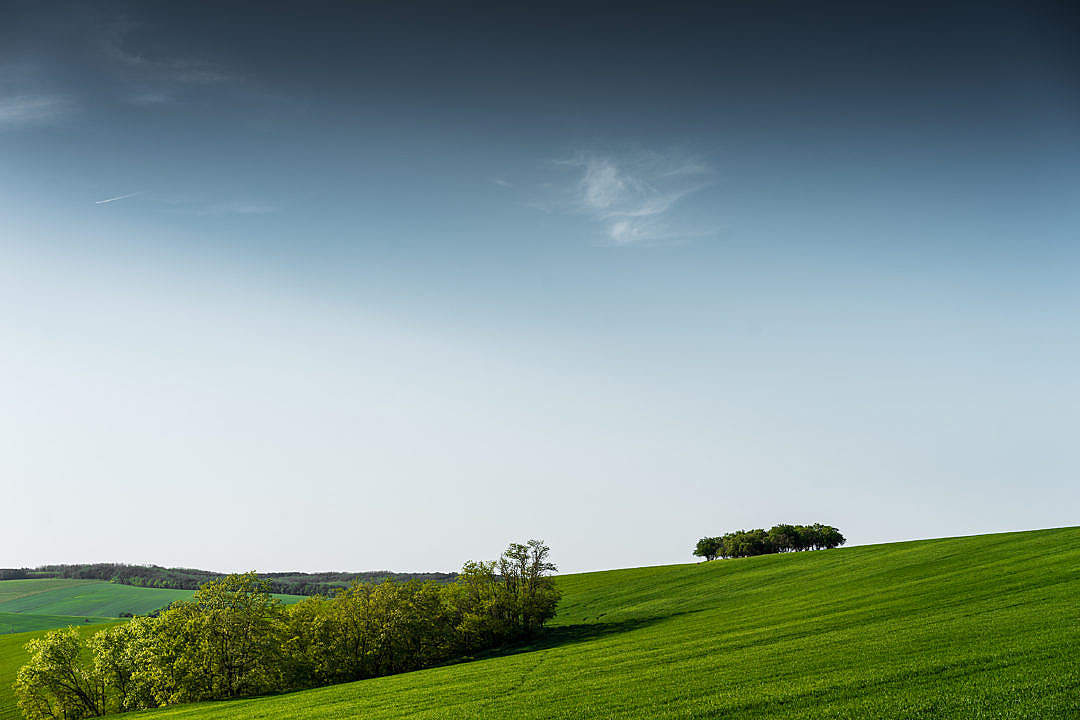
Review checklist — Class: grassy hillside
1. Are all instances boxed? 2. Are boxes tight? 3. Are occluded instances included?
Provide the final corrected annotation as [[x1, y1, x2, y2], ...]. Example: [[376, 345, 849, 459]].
[[120, 527, 1078, 720], [0, 623, 120, 720], [0, 612, 114, 635], [0, 582, 194, 618], [0, 581, 305, 622], [0, 579, 95, 606]]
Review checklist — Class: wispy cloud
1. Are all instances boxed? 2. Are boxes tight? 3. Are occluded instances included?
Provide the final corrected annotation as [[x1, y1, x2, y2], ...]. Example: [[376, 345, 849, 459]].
[[95, 17, 238, 109], [95, 191, 143, 204], [100, 19, 236, 86], [0, 94, 74, 128], [542, 150, 714, 246]]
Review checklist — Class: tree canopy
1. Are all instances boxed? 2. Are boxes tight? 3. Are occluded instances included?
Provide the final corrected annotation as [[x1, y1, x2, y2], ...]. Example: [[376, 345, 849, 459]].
[[693, 524, 846, 561]]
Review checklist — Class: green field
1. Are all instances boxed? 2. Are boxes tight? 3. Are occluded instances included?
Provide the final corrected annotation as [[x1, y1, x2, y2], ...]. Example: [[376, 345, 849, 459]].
[[119, 527, 1077, 720], [0, 581, 305, 629], [0, 612, 114, 636], [0, 582, 195, 619], [0, 579, 96, 606]]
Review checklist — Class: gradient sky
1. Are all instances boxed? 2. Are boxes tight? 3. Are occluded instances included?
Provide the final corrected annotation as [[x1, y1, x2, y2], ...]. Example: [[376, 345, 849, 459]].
[[2, 0, 1077, 574]]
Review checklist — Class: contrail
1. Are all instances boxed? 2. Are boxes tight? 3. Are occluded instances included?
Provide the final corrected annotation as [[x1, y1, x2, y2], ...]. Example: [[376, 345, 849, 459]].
[[95, 191, 142, 205]]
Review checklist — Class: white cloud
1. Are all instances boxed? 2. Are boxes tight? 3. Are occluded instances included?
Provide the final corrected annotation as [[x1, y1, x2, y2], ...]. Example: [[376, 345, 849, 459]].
[[548, 150, 714, 246], [0, 94, 73, 127]]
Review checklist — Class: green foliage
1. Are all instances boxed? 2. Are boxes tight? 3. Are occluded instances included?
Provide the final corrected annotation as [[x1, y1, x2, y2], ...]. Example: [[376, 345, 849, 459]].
[[0, 625, 119, 720], [692, 537, 722, 561], [695, 523, 846, 560], [11, 542, 561, 717], [15, 628, 107, 719]]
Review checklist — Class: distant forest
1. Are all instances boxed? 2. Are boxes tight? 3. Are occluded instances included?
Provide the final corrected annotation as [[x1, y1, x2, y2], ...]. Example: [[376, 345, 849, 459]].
[[0, 564, 456, 596]]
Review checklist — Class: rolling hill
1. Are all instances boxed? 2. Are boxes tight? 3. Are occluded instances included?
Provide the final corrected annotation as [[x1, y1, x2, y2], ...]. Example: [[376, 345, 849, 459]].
[[125, 527, 1078, 720], [0, 580, 306, 633], [0, 582, 195, 619], [1, 527, 1076, 720], [0, 579, 97, 606]]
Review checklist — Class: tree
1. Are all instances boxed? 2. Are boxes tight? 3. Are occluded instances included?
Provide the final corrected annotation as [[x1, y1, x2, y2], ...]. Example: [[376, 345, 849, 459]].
[[15, 628, 107, 719], [137, 572, 287, 705], [520, 539, 560, 634], [693, 537, 723, 561], [818, 524, 846, 549], [767, 525, 799, 553], [86, 619, 156, 712]]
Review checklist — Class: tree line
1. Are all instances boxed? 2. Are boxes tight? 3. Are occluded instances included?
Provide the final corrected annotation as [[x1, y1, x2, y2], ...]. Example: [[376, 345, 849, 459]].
[[1, 564, 456, 596], [15, 540, 558, 719], [693, 523, 846, 561]]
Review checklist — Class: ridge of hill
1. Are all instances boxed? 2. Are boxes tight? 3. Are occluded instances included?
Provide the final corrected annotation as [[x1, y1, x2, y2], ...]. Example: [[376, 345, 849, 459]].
[[127, 527, 1079, 720]]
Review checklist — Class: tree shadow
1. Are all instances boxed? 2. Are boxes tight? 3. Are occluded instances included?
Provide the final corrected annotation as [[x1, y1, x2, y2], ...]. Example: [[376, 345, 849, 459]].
[[459, 613, 679, 664]]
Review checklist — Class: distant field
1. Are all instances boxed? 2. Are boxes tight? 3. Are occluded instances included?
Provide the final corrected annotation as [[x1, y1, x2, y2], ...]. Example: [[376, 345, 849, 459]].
[[0, 623, 119, 720], [0, 581, 304, 621], [122, 527, 1079, 720], [0, 611, 113, 635], [0, 582, 194, 618], [0, 579, 95, 606]]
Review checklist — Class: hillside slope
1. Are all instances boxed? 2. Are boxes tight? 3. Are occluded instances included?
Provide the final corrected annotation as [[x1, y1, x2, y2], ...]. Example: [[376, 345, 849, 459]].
[[0, 582, 194, 618], [125, 527, 1080, 720], [0, 581, 305, 624], [0, 579, 96, 606], [0, 612, 114, 635]]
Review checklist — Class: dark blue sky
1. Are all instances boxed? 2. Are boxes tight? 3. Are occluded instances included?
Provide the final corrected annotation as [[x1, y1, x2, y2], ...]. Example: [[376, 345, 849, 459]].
[[2, 0, 1077, 572]]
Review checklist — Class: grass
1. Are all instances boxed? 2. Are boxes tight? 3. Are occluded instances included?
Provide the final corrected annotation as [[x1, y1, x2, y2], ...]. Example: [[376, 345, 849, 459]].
[[120, 527, 1078, 720], [0, 612, 114, 635], [0, 582, 305, 621], [0, 623, 120, 720], [0, 582, 195, 618], [0, 579, 96, 606]]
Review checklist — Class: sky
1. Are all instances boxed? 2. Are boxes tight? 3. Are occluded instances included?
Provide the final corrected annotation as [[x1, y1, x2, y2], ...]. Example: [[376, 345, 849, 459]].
[[1, 0, 1078, 574]]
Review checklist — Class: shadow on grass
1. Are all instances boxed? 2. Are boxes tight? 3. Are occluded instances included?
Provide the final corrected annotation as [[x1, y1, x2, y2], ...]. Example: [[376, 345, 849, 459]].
[[460, 613, 683, 665]]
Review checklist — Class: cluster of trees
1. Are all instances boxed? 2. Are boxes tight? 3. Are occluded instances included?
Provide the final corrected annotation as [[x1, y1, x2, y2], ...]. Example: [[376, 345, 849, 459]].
[[693, 523, 846, 561], [15, 540, 559, 719], [8, 564, 456, 596]]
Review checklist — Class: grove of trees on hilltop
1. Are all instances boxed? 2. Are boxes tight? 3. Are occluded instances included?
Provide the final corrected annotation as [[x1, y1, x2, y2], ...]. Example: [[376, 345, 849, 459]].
[[694, 523, 845, 561]]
